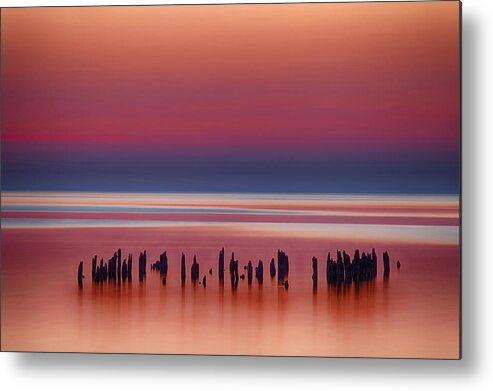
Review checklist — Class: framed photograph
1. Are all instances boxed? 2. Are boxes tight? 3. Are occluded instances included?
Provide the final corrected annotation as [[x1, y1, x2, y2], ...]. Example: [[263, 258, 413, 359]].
[[0, 1, 461, 358]]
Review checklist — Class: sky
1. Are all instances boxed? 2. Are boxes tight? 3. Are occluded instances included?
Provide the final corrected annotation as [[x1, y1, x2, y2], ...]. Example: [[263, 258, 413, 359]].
[[1, 2, 460, 194]]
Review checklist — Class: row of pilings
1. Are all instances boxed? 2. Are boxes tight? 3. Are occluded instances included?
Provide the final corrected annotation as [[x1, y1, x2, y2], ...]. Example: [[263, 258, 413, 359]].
[[78, 248, 397, 289], [311, 248, 396, 289], [89, 250, 133, 285]]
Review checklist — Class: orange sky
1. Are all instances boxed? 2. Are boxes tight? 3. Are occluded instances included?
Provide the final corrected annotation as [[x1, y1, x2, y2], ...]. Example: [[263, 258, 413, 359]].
[[1, 2, 460, 193]]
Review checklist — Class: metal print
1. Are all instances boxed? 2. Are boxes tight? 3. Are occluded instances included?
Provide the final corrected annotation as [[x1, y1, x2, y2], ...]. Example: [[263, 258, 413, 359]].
[[0, 1, 461, 358]]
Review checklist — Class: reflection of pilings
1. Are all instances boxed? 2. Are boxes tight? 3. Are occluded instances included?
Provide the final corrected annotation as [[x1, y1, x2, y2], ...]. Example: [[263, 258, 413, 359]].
[[247, 260, 253, 285], [397, 260, 401, 269], [191, 255, 199, 284], [269, 258, 276, 278], [312, 256, 318, 288], [218, 247, 225, 284], [383, 250, 390, 277], [277, 250, 289, 285], [77, 261, 84, 287], [202, 275, 207, 287], [181, 253, 186, 286], [255, 260, 264, 284]]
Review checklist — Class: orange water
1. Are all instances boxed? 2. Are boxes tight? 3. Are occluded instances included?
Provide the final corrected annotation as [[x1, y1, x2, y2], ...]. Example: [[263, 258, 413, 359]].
[[0, 193, 460, 358]]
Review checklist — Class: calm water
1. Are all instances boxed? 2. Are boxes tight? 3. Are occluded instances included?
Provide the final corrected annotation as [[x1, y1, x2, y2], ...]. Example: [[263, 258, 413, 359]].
[[1, 192, 460, 358]]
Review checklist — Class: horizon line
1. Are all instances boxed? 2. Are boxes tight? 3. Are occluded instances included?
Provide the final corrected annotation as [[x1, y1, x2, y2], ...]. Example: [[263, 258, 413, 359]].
[[0, 189, 460, 197]]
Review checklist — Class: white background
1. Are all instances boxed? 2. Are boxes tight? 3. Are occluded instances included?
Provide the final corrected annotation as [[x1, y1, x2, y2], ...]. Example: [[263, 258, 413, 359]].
[[0, 0, 490, 389]]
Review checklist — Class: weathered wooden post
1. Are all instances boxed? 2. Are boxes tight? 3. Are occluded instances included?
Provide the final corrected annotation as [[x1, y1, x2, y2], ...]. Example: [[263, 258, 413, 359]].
[[270, 257, 276, 278], [312, 256, 318, 289], [139, 251, 147, 282], [336, 250, 344, 284], [256, 260, 264, 284], [371, 248, 377, 278], [102, 261, 105, 282], [247, 260, 253, 285], [109, 252, 117, 281], [229, 252, 234, 286], [77, 261, 84, 287], [95, 265, 100, 283], [117, 249, 122, 283], [352, 250, 361, 283], [122, 259, 128, 281], [92, 255, 97, 281], [229, 253, 239, 288], [128, 253, 132, 281], [99, 258, 104, 282], [234, 259, 239, 287], [218, 247, 225, 283], [191, 255, 199, 284], [160, 251, 168, 277], [327, 252, 337, 285], [181, 253, 186, 286], [343, 251, 352, 285], [277, 250, 289, 284], [383, 251, 390, 277]]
